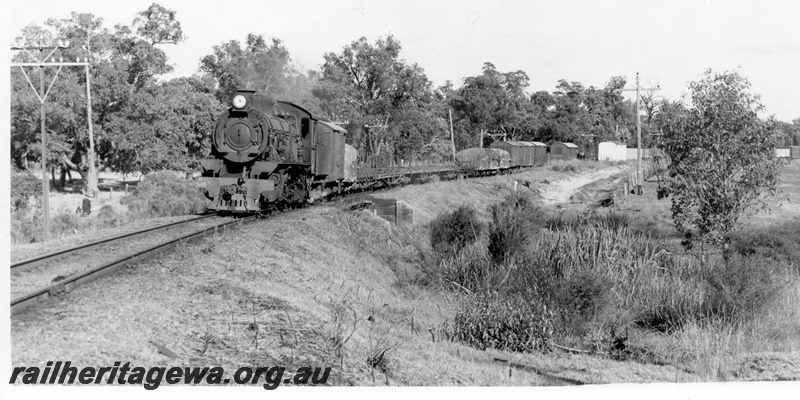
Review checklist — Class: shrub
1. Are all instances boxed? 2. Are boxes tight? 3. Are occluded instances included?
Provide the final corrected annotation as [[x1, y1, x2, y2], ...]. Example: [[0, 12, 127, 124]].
[[632, 250, 792, 333], [727, 222, 800, 266], [50, 211, 84, 237], [11, 210, 41, 243], [545, 210, 628, 232], [121, 170, 207, 217], [701, 254, 790, 324], [11, 170, 41, 212], [432, 196, 797, 355], [487, 192, 543, 263], [11, 208, 108, 243], [97, 204, 118, 220], [549, 160, 583, 173], [97, 204, 126, 227], [429, 240, 495, 292], [551, 269, 614, 336], [429, 204, 484, 256], [449, 294, 554, 353]]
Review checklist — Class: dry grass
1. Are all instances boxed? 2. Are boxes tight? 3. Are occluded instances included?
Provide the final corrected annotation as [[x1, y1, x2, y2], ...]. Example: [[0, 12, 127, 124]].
[[11, 162, 691, 386], [589, 162, 800, 380], [410, 161, 800, 382]]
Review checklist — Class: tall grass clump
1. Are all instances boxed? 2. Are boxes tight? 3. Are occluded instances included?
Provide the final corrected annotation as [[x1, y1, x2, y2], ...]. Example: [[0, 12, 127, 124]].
[[449, 293, 554, 352], [514, 212, 669, 339], [121, 170, 207, 217], [429, 204, 484, 257], [487, 192, 544, 264]]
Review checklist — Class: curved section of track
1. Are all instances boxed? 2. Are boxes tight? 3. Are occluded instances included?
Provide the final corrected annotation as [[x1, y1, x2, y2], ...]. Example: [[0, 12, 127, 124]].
[[11, 213, 217, 270], [11, 215, 256, 315]]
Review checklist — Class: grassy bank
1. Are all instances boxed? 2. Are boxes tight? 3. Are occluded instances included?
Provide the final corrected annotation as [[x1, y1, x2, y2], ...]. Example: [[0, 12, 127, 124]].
[[421, 181, 800, 380]]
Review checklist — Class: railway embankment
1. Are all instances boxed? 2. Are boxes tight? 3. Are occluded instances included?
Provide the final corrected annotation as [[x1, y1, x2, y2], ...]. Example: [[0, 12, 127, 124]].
[[15, 161, 709, 385], [18, 161, 800, 385]]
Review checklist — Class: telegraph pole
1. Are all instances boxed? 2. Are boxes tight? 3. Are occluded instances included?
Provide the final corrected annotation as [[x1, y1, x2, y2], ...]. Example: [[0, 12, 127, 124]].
[[12, 38, 89, 240], [85, 31, 99, 197], [615, 72, 659, 195], [448, 108, 456, 160], [85, 58, 98, 198]]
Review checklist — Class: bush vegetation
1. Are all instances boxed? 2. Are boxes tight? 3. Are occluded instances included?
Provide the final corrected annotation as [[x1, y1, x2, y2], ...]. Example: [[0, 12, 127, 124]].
[[10, 169, 204, 243], [449, 294, 554, 353], [11, 170, 41, 212], [121, 170, 207, 217], [429, 204, 484, 257], [487, 192, 544, 263], [10, 206, 131, 244], [426, 194, 799, 358]]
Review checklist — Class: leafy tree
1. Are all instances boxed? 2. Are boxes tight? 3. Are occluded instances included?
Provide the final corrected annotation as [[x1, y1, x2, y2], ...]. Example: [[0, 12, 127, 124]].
[[133, 3, 184, 45], [314, 35, 440, 159], [532, 77, 635, 154], [794, 119, 800, 146], [10, 5, 217, 191], [773, 120, 800, 146], [103, 77, 224, 174], [200, 34, 295, 102], [658, 70, 784, 249], [450, 63, 532, 147]]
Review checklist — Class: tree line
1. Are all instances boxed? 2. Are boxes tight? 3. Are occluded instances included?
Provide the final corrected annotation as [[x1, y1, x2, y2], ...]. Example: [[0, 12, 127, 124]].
[[11, 4, 800, 194]]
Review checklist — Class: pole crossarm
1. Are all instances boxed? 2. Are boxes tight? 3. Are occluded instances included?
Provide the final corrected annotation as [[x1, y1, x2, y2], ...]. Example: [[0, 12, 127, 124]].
[[12, 62, 89, 67], [12, 45, 61, 64], [11, 40, 90, 240], [11, 62, 89, 103]]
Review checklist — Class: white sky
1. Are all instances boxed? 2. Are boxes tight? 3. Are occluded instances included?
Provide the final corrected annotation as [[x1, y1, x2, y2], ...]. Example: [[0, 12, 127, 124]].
[[4, 0, 800, 122]]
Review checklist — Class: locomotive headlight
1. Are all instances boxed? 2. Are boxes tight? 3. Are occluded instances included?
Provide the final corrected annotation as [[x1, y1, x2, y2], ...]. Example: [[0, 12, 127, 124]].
[[232, 94, 247, 109]]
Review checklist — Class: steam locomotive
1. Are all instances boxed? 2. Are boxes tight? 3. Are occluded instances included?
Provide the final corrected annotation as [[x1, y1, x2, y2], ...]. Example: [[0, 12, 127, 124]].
[[199, 89, 356, 213]]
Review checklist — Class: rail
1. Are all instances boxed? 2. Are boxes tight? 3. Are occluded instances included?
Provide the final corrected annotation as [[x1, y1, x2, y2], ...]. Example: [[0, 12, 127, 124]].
[[11, 213, 217, 271], [11, 215, 256, 314]]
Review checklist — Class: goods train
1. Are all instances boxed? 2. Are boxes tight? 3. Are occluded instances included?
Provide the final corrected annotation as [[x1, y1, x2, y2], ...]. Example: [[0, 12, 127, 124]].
[[198, 88, 569, 214]]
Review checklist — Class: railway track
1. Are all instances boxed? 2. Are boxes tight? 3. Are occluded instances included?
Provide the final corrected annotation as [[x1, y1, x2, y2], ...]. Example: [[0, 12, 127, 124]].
[[9, 166, 542, 316], [10, 214, 257, 315], [11, 213, 216, 270]]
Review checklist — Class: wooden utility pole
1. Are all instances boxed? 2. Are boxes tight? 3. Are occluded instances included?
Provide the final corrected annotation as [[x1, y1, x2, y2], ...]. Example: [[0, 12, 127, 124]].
[[615, 72, 659, 195], [84, 63, 98, 197], [85, 31, 99, 197], [448, 108, 456, 159], [12, 39, 89, 240]]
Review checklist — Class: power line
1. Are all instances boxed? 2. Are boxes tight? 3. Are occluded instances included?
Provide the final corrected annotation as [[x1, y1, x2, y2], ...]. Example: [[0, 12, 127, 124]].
[[11, 39, 91, 240]]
